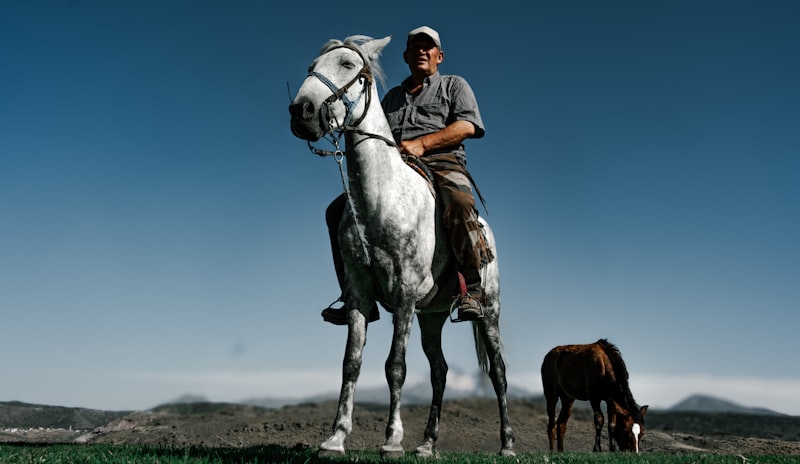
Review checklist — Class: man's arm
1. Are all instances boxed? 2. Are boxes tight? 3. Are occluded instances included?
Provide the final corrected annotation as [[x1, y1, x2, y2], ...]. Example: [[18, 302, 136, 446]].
[[398, 120, 475, 157]]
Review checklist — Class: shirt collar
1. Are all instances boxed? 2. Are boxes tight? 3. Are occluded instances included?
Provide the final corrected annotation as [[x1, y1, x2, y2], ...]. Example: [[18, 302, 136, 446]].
[[402, 71, 441, 90]]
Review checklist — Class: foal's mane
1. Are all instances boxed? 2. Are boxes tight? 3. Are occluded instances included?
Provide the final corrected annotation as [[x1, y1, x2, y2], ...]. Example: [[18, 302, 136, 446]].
[[596, 339, 644, 423], [319, 35, 387, 89]]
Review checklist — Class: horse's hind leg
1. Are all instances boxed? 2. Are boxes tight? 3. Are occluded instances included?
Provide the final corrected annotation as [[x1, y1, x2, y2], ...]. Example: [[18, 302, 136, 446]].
[[606, 401, 617, 451], [590, 399, 604, 452], [555, 396, 574, 452], [476, 315, 516, 456], [543, 389, 558, 451], [541, 353, 559, 451], [414, 312, 449, 458]]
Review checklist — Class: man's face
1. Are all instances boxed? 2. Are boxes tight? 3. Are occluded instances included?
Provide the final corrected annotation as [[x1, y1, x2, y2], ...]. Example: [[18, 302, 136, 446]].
[[403, 35, 443, 77]]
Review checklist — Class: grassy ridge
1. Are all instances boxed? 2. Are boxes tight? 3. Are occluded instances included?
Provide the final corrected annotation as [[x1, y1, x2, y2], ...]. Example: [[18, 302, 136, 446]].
[[0, 444, 797, 464]]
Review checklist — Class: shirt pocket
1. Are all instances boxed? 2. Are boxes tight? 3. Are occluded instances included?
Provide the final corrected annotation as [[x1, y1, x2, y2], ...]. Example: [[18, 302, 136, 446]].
[[416, 102, 450, 124]]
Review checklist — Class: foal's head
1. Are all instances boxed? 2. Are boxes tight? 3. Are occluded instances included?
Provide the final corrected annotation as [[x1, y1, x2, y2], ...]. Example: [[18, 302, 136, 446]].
[[613, 403, 649, 453]]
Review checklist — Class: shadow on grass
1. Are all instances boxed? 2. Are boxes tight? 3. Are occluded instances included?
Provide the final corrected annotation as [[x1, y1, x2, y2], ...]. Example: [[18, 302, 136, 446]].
[[1, 443, 389, 463], [143, 443, 344, 463]]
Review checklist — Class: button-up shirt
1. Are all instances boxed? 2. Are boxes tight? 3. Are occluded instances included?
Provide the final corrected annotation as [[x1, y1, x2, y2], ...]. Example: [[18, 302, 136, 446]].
[[381, 72, 484, 162]]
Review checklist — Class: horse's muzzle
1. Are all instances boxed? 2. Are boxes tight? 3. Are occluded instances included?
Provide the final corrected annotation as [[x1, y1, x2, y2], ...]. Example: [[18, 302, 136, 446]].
[[289, 100, 323, 141]]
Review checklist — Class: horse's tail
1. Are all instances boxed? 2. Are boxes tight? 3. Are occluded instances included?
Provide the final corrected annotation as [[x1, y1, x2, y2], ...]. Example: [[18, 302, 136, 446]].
[[597, 339, 644, 423], [473, 322, 490, 373]]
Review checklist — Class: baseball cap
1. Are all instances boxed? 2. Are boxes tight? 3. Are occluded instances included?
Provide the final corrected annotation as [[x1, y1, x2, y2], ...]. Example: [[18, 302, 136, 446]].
[[407, 26, 441, 49]]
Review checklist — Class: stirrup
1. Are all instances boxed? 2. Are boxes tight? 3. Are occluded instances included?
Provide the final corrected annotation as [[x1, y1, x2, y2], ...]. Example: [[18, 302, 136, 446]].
[[449, 292, 485, 323], [322, 298, 380, 325], [321, 297, 347, 325]]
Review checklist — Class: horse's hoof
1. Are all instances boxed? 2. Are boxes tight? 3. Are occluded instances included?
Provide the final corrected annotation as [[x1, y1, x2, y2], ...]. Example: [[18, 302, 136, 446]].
[[415, 443, 435, 458], [380, 444, 405, 458], [319, 440, 345, 457], [499, 447, 516, 457]]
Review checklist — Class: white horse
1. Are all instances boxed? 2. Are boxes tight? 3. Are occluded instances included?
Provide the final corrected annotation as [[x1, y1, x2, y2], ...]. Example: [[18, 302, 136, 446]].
[[289, 35, 515, 458]]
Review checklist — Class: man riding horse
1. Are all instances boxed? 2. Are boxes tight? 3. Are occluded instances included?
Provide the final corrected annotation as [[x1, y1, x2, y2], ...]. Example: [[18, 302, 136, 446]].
[[322, 26, 490, 324]]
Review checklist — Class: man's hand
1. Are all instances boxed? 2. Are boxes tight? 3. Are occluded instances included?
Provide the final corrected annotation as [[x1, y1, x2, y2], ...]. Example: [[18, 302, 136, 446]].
[[398, 139, 426, 157], [397, 120, 476, 158]]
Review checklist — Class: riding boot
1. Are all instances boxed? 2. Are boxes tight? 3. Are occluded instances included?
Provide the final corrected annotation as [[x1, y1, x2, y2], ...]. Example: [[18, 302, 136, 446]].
[[455, 267, 484, 321], [326, 194, 347, 291]]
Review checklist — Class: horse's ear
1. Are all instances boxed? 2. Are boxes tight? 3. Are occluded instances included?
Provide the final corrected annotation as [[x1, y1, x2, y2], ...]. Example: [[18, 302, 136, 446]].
[[364, 35, 391, 59], [640, 405, 649, 417]]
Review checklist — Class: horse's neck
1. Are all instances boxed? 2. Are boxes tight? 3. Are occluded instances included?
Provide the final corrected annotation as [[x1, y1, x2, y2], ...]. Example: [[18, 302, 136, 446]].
[[344, 92, 407, 198]]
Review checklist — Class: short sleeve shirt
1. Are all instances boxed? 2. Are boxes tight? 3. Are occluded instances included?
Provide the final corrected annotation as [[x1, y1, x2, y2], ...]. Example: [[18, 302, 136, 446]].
[[381, 72, 484, 160]]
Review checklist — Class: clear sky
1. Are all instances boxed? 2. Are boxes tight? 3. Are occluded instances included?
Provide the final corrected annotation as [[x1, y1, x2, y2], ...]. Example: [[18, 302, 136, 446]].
[[2, 1, 798, 415]]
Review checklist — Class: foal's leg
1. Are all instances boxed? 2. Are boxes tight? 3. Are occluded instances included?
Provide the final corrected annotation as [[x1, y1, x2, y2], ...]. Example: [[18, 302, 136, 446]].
[[606, 401, 617, 451], [319, 309, 369, 456], [414, 311, 448, 458], [590, 399, 604, 452], [544, 394, 558, 451], [555, 396, 574, 452], [542, 365, 559, 452], [476, 315, 516, 456], [381, 307, 415, 458], [553, 394, 575, 451]]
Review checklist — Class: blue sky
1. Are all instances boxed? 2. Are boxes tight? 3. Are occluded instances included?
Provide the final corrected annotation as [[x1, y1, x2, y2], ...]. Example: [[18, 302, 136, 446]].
[[2, 1, 798, 415]]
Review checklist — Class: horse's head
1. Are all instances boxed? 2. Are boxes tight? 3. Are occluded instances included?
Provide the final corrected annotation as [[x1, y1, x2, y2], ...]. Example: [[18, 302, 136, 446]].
[[612, 403, 649, 453], [289, 35, 390, 142]]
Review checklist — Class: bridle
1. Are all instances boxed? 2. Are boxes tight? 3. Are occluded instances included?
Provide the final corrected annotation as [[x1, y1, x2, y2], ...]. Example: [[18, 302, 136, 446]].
[[305, 44, 396, 157]]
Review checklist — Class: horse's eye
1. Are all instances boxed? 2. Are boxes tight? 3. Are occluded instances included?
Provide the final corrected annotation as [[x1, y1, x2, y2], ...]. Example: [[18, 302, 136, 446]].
[[341, 60, 356, 70]]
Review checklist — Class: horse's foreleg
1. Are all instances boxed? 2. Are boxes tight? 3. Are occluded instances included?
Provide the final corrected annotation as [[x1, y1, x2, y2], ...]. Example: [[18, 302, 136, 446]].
[[476, 315, 516, 456], [381, 308, 414, 458], [590, 400, 604, 452], [319, 311, 368, 456], [414, 312, 448, 458]]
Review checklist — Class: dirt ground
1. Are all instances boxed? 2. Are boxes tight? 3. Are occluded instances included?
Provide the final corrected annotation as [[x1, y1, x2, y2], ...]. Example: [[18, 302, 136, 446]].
[[3, 398, 799, 456]]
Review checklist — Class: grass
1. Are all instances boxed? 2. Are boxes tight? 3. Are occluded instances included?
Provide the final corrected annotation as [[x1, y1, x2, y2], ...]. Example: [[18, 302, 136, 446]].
[[0, 444, 798, 464]]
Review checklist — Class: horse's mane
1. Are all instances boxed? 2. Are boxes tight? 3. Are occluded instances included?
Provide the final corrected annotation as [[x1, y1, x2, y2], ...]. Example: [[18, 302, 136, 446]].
[[319, 35, 387, 89], [596, 339, 645, 423]]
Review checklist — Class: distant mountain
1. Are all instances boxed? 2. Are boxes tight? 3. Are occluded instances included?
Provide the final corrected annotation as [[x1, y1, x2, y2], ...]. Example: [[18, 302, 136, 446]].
[[241, 369, 537, 408], [0, 401, 130, 429], [163, 394, 211, 405], [669, 394, 784, 416]]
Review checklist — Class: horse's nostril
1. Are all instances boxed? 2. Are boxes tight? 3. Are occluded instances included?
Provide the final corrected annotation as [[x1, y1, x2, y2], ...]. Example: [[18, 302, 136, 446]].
[[289, 101, 315, 120], [302, 101, 315, 119]]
